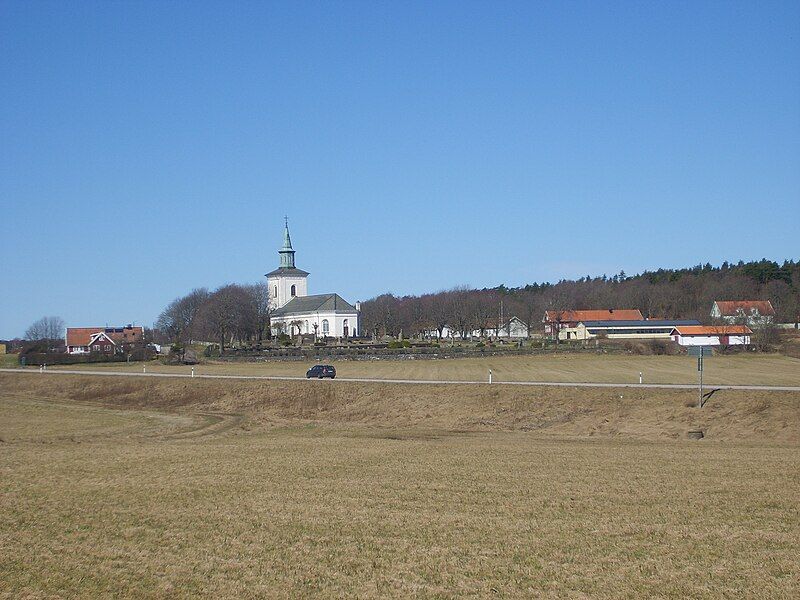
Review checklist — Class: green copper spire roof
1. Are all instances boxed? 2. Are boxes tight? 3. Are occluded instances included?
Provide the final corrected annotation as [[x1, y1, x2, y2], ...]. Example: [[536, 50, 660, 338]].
[[279, 217, 296, 269]]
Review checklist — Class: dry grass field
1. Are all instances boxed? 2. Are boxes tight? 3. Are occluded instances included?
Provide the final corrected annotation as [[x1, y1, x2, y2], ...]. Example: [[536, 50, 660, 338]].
[[1, 373, 799, 598], [47, 352, 800, 386]]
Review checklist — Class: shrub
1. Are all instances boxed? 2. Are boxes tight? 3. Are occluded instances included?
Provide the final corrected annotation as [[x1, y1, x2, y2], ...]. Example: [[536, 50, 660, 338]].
[[648, 340, 671, 355]]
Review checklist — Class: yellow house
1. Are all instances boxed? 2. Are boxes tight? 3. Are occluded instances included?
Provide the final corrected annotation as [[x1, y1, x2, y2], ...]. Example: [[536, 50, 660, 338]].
[[0, 343, 6, 354]]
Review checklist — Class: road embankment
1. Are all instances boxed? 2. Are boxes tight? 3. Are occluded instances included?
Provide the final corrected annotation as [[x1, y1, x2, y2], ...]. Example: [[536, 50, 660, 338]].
[[2, 371, 798, 443]]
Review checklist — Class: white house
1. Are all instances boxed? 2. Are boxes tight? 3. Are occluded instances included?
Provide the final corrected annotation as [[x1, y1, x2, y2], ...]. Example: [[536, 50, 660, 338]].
[[267, 220, 359, 338], [484, 317, 529, 338], [711, 300, 775, 326]]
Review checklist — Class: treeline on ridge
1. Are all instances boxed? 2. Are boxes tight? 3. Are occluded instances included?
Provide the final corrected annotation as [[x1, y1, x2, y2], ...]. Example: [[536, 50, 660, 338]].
[[154, 259, 799, 345], [358, 259, 800, 338]]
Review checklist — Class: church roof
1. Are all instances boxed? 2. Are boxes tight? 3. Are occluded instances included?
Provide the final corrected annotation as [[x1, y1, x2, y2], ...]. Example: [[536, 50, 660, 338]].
[[272, 293, 357, 317], [265, 267, 309, 278]]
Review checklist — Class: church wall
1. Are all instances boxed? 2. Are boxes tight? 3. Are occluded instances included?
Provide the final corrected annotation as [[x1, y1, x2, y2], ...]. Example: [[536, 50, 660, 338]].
[[270, 311, 359, 338]]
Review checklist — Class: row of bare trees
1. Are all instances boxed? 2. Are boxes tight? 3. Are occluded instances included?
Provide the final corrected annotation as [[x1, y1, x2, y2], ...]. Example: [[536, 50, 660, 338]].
[[155, 283, 271, 351], [359, 261, 800, 339], [359, 287, 550, 340]]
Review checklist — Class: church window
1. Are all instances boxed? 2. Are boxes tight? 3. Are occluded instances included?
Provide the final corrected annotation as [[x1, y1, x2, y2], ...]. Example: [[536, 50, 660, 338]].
[[273, 286, 277, 298], [291, 284, 296, 297], [322, 319, 329, 334]]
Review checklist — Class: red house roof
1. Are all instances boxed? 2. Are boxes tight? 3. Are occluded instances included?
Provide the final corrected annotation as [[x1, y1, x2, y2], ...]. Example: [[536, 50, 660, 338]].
[[544, 309, 644, 323], [66, 326, 144, 347], [714, 300, 775, 316], [672, 325, 752, 336], [66, 327, 102, 346]]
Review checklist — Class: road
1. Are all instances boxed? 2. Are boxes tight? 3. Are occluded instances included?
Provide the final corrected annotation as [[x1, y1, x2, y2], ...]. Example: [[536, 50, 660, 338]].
[[2, 367, 800, 392]]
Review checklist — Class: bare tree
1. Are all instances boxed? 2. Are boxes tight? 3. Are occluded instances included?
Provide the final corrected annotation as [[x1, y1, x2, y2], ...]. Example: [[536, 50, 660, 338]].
[[424, 292, 451, 340], [543, 287, 574, 346], [246, 282, 272, 342], [511, 291, 545, 339], [194, 285, 251, 352], [447, 286, 473, 340], [25, 316, 65, 344], [156, 288, 210, 342], [471, 291, 497, 338], [752, 322, 779, 352], [360, 293, 400, 338]]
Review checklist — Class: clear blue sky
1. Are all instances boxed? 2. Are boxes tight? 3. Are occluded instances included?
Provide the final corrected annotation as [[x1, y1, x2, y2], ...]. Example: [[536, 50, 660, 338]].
[[1, 1, 798, 338]]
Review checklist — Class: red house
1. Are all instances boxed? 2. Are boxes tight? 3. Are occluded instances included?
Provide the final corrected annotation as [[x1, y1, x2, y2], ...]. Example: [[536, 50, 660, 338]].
[[66, 325, 144, 355]]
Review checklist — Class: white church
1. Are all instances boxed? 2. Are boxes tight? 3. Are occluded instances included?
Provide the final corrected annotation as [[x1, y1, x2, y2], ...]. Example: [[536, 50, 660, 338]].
[[267, 220, 360, 338]]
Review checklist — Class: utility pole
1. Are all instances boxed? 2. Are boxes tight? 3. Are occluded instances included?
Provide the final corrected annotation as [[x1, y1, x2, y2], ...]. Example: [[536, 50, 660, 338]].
[[698, 353, 703, 408], [499, 299, 504, 338], [688, 345, 711, 408]]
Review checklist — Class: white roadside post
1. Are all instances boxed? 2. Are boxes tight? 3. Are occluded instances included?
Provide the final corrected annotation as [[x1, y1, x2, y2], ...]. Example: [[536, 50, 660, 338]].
[[143, 366, 146, 374], [489, 369, 493, 384], [639, 371, 643, 384], [191, 367, 195, 378]]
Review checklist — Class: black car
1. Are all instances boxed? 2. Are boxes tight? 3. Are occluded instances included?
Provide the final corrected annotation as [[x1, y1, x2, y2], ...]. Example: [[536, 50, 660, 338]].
[[306, 364, 336, 379]]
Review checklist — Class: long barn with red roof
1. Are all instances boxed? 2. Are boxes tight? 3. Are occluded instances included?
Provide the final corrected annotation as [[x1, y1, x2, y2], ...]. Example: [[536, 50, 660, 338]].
[[542, 309, 644, 335]]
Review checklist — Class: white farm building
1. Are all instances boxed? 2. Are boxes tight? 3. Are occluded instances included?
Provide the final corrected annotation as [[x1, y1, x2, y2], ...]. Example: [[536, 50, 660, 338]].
[[670, 325, 752, 347]]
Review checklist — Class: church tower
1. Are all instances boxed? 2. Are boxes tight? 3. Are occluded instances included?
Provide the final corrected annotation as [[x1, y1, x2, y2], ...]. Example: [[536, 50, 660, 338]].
[[265, 219, 309, 309]]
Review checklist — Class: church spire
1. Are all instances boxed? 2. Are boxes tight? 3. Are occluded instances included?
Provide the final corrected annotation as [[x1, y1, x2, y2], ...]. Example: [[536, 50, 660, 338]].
[[279, 217, 296, 269]]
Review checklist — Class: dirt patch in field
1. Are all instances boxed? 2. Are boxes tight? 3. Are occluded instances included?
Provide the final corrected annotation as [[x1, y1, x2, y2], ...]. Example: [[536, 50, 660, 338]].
[[2, 373, 798, 443]]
